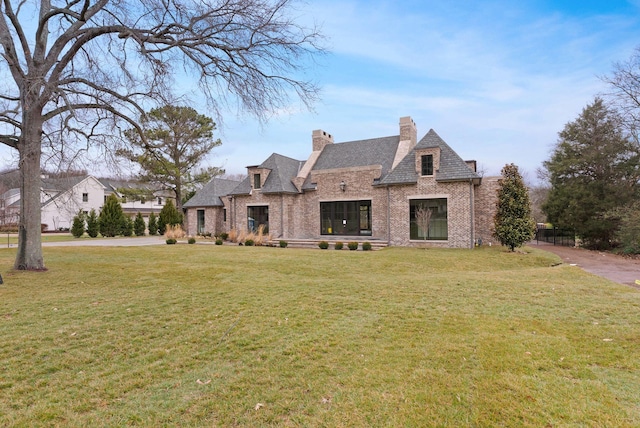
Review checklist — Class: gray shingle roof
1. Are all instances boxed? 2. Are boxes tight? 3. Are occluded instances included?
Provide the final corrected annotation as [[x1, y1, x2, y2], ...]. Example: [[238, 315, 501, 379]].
[[313, 136, 399, 173], [260, 153, 305, 194], [229, 153, 304, 196], [302, 135, 400, 190], [379, 129, 480, 185], [183, 178, 242, 208]]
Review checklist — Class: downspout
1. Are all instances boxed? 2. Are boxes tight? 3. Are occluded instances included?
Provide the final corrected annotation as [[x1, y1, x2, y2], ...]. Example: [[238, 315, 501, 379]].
[[386, 186, 391, 245], [280, 194, 284, 239], [470, 179, 475, 249]]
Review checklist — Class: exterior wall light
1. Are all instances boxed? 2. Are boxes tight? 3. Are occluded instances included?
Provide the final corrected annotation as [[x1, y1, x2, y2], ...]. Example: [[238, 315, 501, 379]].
[[340, 180, 346, 192]]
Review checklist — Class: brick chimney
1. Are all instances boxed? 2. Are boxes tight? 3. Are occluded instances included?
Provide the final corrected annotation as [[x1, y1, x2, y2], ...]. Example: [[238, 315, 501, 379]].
[[392, 116, 418, 169], [312, 129, 334, 152], [399, 116, 417, 146]]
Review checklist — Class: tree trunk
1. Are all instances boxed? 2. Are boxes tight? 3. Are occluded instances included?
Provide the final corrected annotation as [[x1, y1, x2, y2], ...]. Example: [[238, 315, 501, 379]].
[[14, 113, 45, 271]]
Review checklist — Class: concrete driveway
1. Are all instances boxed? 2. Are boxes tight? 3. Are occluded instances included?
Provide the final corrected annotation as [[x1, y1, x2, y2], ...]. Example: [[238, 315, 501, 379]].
[[530, 241, 640, 289]]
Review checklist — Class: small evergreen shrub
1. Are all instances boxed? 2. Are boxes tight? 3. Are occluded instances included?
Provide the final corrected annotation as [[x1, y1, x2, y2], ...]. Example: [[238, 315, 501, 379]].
[[99, 194, 126, 237], [215, 238, 223, 245], [166, 238, 177, 244], [134, 212, 146, 236], [86, 209, 99, 238], [362, 242, 372, 251], [244, 239, 255, 246], [188, 237, 196, 244], [279, 240, 288, 248], [158, 199, 183, 235], [121, 216, 134, 236], [148, 212, 158, 236], [334, 241, 343, 250], [348, 241, 359, 251], [318, 241, 329, 249], [71, 211, 85, 238], [219, 232, 229, 241]]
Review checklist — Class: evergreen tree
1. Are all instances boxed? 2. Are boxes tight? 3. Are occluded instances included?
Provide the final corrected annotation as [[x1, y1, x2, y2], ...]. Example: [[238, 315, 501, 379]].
[[86, 209, 99, 238], [158, 199, 183, 235], [122, 216, 134, 237], [134, 212, 146, 236], [99, 194, 126, 237], [148, 212, 158, 236], [118, 106, 224, 211], [542, 98, 640, 249], [71, 210, 85, 238], [493, 164, 536, 251]]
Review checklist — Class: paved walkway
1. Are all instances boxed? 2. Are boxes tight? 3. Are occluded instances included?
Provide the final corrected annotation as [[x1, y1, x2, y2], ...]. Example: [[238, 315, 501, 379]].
[[529, 241, 640, 289]]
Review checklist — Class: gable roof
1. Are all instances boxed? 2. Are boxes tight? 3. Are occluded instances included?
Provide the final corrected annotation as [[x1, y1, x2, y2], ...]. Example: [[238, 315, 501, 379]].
[[40, 175, 101, 207], [229, 153, 304, 195], [183, 178, 242, 208], [302, 135, 400, 190], [260, 153, 305, 194], [379, 129, 480, 185]]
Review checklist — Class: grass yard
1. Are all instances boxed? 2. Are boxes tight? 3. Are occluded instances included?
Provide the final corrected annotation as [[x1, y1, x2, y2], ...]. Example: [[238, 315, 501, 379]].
[[0, 245, 639, 427], [1, 233, 77, 247]]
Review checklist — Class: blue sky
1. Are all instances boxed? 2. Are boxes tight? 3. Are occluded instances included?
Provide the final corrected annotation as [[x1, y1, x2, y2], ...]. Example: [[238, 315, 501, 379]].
[[2, 0, 640, 182], [211, 0, 640, 181]]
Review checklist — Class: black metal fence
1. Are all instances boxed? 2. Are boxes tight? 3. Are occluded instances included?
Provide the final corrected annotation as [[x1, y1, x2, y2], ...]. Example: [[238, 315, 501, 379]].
[[536, 228, 575, 247]]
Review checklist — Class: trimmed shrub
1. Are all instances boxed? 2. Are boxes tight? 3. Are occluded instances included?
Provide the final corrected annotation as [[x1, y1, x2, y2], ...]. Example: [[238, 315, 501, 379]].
[[215, 238, 223, 245], [134, 212, 146, 236], [86, 209, 99, 238], [362, 241, 372, 251], [279, 240, 288, 248], [244, 239, 255, 246], [165, 238, 177, 244], [99, 194, 126, 237], [71, 211, 85, 238], [148, 212, 158, 236], [158, 199, 182, 235], [219, 232, 229, 241], [318, 241, 329, 249], [348, 241, 359, 251], [188, 237, 196, 244], [334, 241, 343, 250], [121, 216, 134, 237]]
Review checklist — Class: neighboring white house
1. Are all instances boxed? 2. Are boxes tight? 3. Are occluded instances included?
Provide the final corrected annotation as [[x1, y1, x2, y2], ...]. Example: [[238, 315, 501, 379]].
[[41, 175, 106, 230], [1, 174, 173, 231]]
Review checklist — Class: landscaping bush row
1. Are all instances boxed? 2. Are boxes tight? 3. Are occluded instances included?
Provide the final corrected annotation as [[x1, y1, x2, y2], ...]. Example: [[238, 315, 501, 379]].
[[319, 241, 372, 251], [71, 195, 184, 238]]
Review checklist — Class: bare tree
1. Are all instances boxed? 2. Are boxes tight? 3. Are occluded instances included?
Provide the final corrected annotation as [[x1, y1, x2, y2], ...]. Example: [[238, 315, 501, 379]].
[[602, 46, 640, 143], [415, 205, 432, 241], [0, 0, 324, 270]]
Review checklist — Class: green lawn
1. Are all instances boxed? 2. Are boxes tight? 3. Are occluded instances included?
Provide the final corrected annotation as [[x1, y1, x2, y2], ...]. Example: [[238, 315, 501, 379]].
[[0, 245, 638, 427]]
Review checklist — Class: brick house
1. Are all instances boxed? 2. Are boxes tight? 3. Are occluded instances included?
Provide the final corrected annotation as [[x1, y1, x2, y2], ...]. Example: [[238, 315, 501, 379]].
[[184, 116, 499, 248]]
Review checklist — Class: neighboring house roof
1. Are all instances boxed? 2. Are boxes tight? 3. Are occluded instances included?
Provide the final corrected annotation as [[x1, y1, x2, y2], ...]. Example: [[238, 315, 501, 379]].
[[40, 175, 95, 207], [99, 178, 157, 194], [183, 178, 242, 208], [302, 135, 400, 190], [230, 153, 304, 196], [379, 129, 481, 185]]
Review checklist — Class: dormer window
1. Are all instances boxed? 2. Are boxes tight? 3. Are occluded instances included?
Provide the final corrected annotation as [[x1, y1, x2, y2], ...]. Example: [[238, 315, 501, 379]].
[[421, 154, 434, 176], [254, 173, 261, 189]]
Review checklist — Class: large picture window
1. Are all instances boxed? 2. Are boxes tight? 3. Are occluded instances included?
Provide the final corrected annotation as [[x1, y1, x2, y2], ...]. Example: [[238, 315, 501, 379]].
[[247, 205, 268, 232], [321, 200, 371, 236], [410, 198, 447, 240]]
